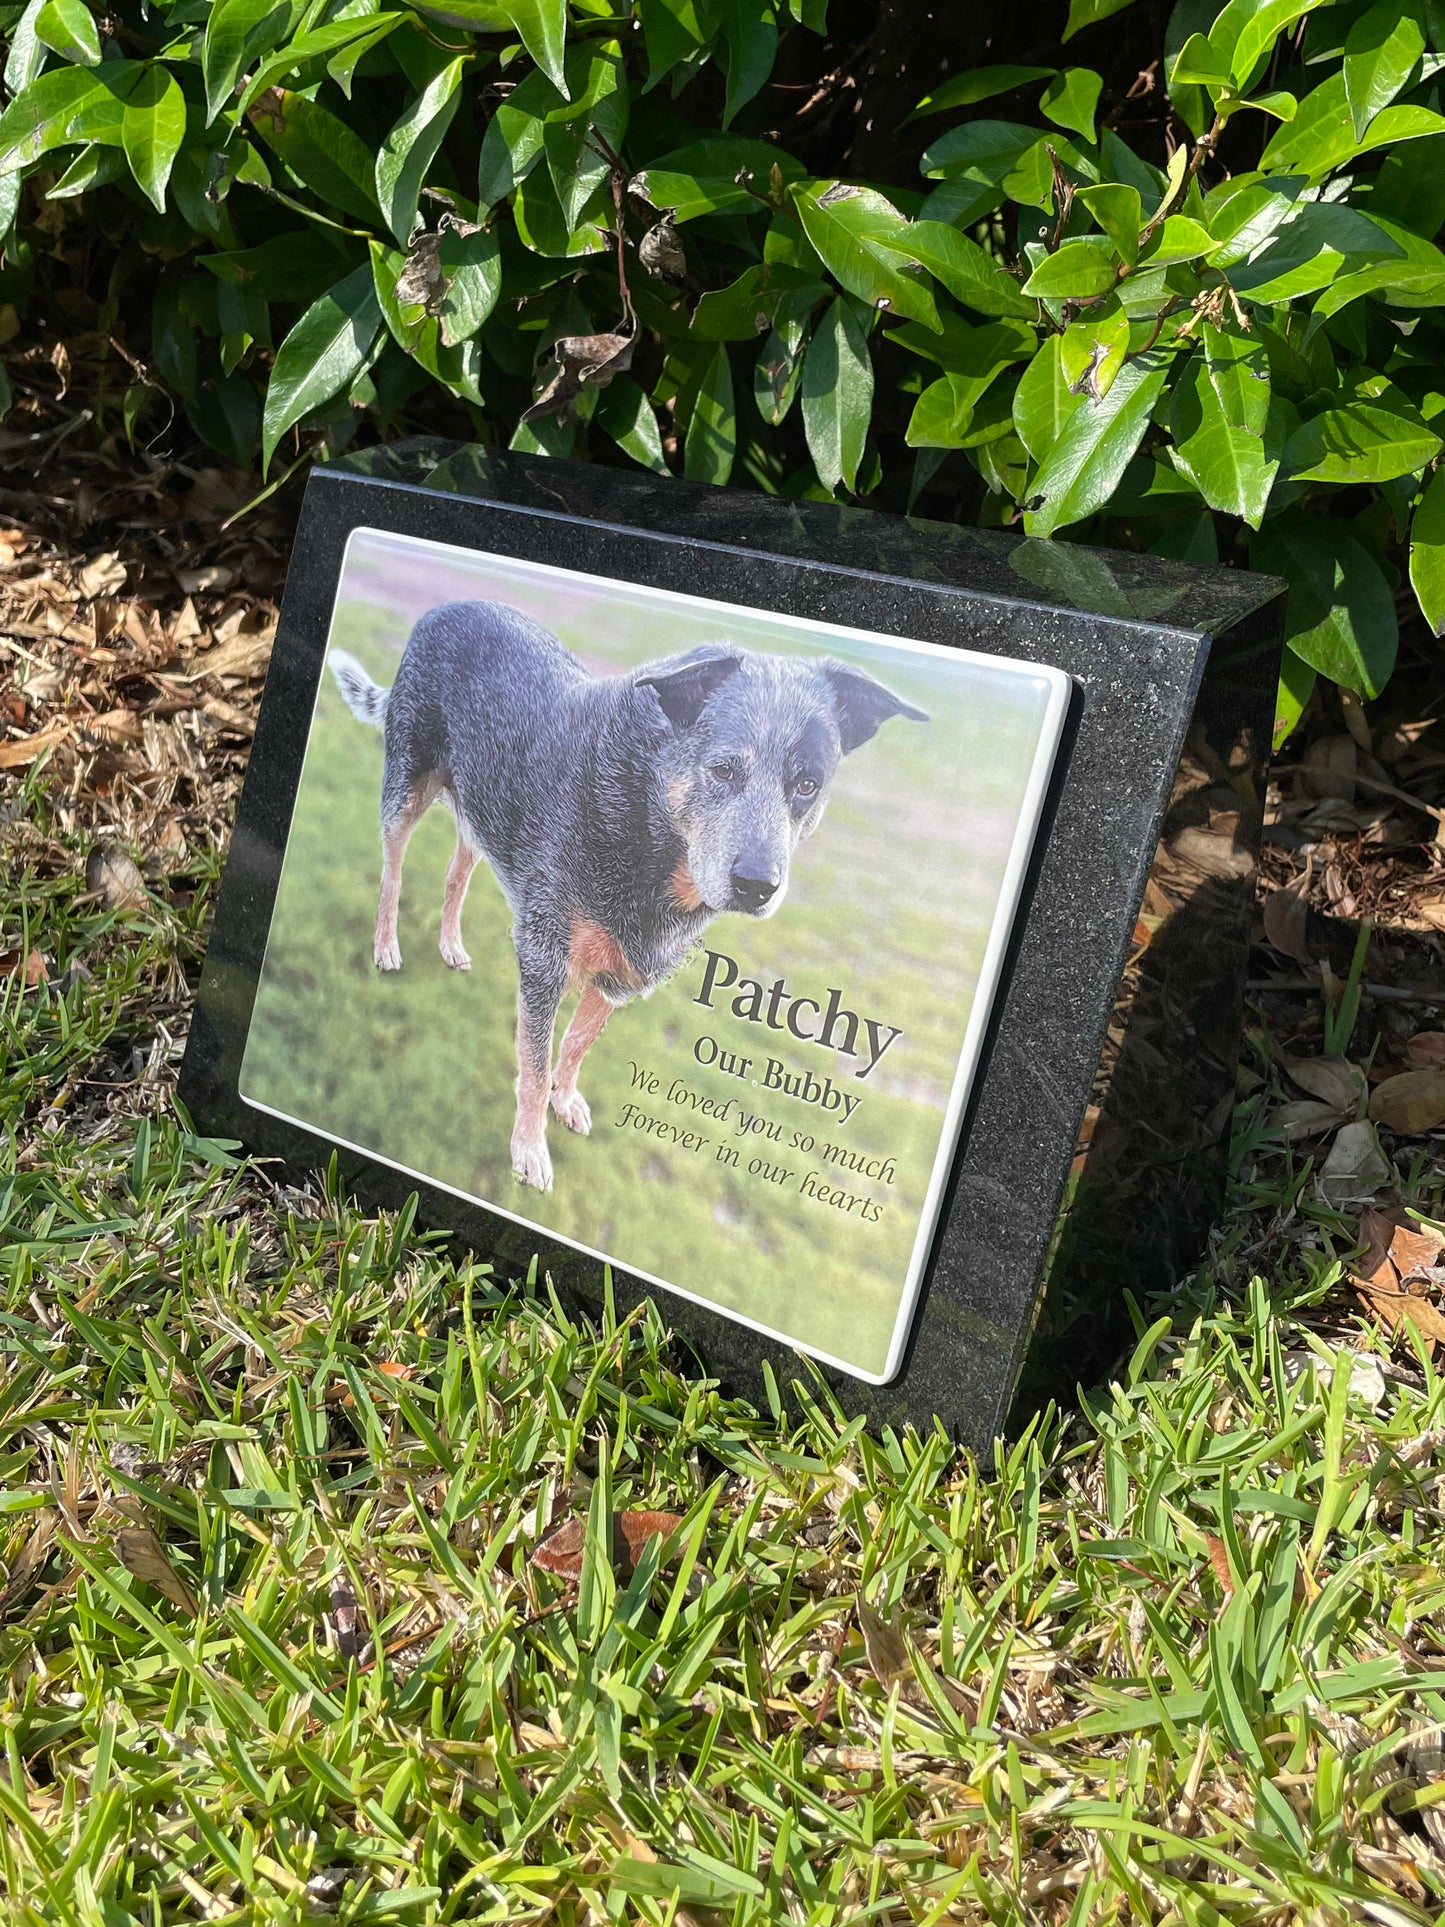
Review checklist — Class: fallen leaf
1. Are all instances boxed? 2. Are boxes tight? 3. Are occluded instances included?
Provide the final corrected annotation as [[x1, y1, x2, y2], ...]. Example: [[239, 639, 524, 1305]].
[[1301, 732, 1357, 801], [1406, 1033, 1445, 1071], [1285, 1057, 1366, 1113], [1355, 1206, 1443, 1290], [1169, 825, 1255, 879], [1262, 871, 1314, 971], [1275, 1097, 1350, 1140], [1416, 896, 1445, 934], [0, 721, 71, 769], [375, 1360, 415, 1379], [114, 1524, 199, 1615], [1318, 1119, 1392, 1208], [77, 550, 126, 598], [0, 948, 47, 986], [856, 1597, 975, 1718], [530, 1509, 686, 1581], [85, 843, 147, 910], [328, 1572, 363, 1661], [1369, 1070, 1445, 1134], [1356, 1283, 1445, 1355]]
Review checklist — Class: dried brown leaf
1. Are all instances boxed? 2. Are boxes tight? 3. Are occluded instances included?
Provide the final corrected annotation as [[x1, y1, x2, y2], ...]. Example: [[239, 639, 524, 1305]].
[[1274, 1098, 1350, 1140], [1317, 1119, 1392, 1208], [1368, 1070, 1445, 1134], [530, 1508, 685, 1582], [85, 843, 147, 910], [77, 550, 126, 599], [0, 947, 48, 986], [639, 211, 687, 282], [0, 721, 70, 769], [1284, 1057, 1366, 1113], [1405, 1032, 1445, 1071], [1169, 825, 1255, 879], [114, 1524, 199, 1615], [1204, 1533, 1235, 1598], [1262, 873, 1314, 971], [521, 329, 636, 424]]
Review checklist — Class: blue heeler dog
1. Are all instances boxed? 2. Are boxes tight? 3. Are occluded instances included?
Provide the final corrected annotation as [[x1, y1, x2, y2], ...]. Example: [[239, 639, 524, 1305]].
[[330, 599, 927, 1192]]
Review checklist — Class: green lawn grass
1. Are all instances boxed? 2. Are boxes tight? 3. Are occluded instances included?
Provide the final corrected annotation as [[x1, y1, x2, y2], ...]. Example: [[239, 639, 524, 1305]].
[[5, 788, 1445, 1925]]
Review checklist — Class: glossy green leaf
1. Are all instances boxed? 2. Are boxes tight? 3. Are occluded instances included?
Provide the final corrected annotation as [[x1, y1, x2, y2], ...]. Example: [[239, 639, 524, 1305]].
[[1311, 216, 1445, 319], [5, 0, 49, 93], [639, 0, 711, 88], [919, 118, 1038, 183], [1251, 514, 1398, 697], [377, 57, 465, 242], [437, 224, 501, 345], [513, 166, 610, 256], [1078, 183, 1142, 264], [1369, 135, 1445, 238], [1263, 70, 1445, 175], [1203, 175, 1308, 269], [202, 229, 364, 302], [685, 343, 736, 486], [1274, 645, 1317, 748], [1344, 0, 1424, 140], [902, 222, 1035, 317], [718, 0, 778, 126], [902, 320, 1030, 448], [202, 0, 295, 123], [595, 374, 669, 472], [1408, 466, 1445, 636], [691, 263, 825, 340], [1170, 31, 1231, 86], [35, 0, 101, 66], [802, 297, 871, 492], [499, 0, 567, 93], [1024, 347, 1173, 537], [543, 42, 629, 230], [792, 182, 940, 330], [1058, 304, 1129, 399], [1215, 0, 1331, 90], [1138, 215, 1216, 268], [1040, 67, 1102, 143], [370, 240, 485, 402], [907, 66, 1054, 122], [1012, 335, 1084, 462], [1021, 237, 1118, 300], [238, 16, 391, 113], [1062, 0, 1141, 39], [262, 262, 384, 473], [1168, 325, 1276, 526], [247, 89, 382, 224], [1283, 401, 1441, 483], [0, 61, 139, 169], [120, 65, 185, 213], [754, 312, 808, 425], [1230, 202, 1401, 304]]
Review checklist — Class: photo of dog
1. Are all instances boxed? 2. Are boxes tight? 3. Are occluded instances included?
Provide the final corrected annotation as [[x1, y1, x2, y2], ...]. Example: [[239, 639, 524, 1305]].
[[328, 601, 928, 1192]]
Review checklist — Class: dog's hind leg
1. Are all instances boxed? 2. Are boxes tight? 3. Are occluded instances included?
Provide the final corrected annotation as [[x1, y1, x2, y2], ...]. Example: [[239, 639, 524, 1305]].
[[375, 776, 436, 971], [439, 828, 481, 971], [550, 987, 612, 1136], [511, 954, 565, 1191]]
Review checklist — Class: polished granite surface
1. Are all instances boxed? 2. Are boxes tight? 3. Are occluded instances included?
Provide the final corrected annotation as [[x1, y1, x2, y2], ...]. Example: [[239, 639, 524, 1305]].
[[179, 443, 1285, 1445]]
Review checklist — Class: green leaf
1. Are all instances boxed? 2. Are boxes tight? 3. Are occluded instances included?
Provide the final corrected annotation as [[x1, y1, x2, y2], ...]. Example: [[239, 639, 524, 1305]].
[[595, 375, 669, 473], [718, 0, 778, 127], [543, 42, 629, 230], [1283, 401, 1442, 483], [792, 181, 940, 330], [1058, 303, 1130, 399], [35, 0, 101, 66], [901, 222, 1034, 317], [437, 225, 501, 345], [1408, 466, 1445, 636], [1251, 514, 1398, 696], [371, 240, 484, 401], [633, 137, 804, 223], [120, 65, 185, 213], [1263, 70, 1445, 176], [1229, 202, 1401, 304], [1024, 346, 1173, 536], [1078, 183, 1142, 264], [904, 319, 1030, 448], [1021, 237, 1118, 300], [907, 66, 1054, 122], [753, 313, 807, 425], [691, 263, 825, 340], [262, 262, 383, 473], [1062, 0, 1141, 39], [639, 0, 711, 89], [5, 0, 50, 92], [1170, 31, 1232, 86], [1013, 334, 1084, 461], [684, 342, 736, 486], [247, 89, 383, 225], [499, 0, 567, 93], [0, 61, 139, 170], [1203, 175, 1308, 269], [1344, 0, 1424, 140], [1168, 325, 1276, 526], [1310, 215, 1445, 319], [203, 0, 296, 123], [1040, 67, 1102, 143], [919, 117, 1038, 184], [1215, 0, 1331, 91], [801, 297, 871, 492], [203, 229, 364, 302], [376, 57, 465, 241], [513, 165, 610, 255], [238, 16, 390, 113], [1138, 215, 1216, 268], [1274, 645, 1317, 748]]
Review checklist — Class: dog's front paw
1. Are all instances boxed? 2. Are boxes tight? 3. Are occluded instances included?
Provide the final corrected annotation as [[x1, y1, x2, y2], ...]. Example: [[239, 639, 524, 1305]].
[[510, 1132, 554, 1192], [550, 1086, 591, 1135], [439, 936, 472, 970], [375, 937, 403, 971]]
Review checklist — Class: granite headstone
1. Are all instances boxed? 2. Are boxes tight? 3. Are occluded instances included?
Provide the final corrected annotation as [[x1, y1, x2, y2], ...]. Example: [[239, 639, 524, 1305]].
[[180, 442, 1285, 1447]]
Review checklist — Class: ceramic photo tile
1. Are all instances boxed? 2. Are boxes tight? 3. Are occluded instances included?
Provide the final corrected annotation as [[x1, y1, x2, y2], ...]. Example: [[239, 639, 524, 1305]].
[[236, 528, 1068, 1383]]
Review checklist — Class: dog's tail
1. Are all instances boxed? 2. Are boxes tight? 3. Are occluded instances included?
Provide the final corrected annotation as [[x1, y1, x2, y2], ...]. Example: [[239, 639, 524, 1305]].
[[328, 650, 389, 727]]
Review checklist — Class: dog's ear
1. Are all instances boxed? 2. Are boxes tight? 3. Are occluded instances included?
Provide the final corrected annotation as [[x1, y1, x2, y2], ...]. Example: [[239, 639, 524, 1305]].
[[825, 663, 929, 753], [637, 646, 743, 729]]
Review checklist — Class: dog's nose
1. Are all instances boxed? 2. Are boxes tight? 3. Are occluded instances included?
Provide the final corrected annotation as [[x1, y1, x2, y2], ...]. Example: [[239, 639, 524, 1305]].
[[730, 862, 781, 911]]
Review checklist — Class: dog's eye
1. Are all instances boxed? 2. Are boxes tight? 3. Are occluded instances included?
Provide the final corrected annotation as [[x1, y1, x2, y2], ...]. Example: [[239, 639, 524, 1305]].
[[709, 760, 741, 785], [794, 775, 819, 801]]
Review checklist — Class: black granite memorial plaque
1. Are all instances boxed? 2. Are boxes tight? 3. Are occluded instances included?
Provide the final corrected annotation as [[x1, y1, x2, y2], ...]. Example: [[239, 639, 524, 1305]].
[[179, 442, 1285, 1447]]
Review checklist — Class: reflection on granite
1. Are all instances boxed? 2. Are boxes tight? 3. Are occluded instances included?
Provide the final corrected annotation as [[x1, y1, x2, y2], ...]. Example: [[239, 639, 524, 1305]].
[[179, 442, 1284, 1448]]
